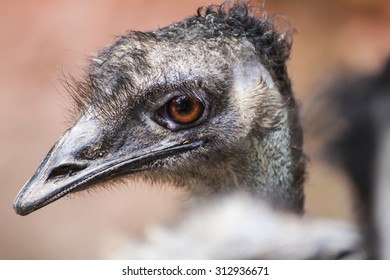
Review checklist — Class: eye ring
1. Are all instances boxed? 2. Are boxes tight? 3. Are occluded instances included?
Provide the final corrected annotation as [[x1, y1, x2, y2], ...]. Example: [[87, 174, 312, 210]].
[[167, 96, 204, 124]]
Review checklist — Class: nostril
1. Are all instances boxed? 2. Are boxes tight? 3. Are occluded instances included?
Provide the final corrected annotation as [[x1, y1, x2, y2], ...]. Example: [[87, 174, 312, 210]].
[[47, 163, 88, 181]]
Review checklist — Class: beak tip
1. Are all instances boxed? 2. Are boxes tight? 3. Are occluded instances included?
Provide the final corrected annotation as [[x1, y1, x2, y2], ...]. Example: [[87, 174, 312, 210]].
[[13, 194, 32, 216], [13, 205, 32, 216], [13, 202, 24, 216]]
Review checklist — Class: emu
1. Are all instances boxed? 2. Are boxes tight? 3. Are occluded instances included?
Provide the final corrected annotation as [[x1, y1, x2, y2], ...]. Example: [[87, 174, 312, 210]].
[[13, 2, 361, 259], [316, 59, 390, 259], [14, 2, 305, 215]]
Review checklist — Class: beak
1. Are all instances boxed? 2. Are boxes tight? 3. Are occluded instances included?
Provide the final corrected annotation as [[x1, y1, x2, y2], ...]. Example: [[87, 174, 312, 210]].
[[14, 113, 204, 216]]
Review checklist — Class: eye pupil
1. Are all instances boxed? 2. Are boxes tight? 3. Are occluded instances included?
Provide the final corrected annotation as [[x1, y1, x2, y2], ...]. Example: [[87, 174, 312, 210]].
[[168, 96, 203, 124], [172, 96, 192, 114]]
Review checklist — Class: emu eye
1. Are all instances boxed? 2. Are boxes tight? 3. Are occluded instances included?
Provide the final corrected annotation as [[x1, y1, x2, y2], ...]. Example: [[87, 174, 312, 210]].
[[167, 96, 204, 124]]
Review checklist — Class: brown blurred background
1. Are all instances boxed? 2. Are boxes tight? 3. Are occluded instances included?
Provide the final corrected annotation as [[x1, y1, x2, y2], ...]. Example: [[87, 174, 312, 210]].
[[1, 0, 389, 259]]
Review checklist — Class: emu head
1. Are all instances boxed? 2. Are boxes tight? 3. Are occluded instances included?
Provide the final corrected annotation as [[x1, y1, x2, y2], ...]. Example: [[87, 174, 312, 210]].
[[14, 3, 305, 216]]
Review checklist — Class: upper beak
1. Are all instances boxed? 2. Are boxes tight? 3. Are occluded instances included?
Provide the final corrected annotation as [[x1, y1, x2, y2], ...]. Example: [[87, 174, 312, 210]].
[[13, 113, 204, 216]]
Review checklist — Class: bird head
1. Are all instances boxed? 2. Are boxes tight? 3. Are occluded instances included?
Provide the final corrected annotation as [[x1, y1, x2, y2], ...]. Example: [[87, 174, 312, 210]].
[[14, 3, 304, 216]]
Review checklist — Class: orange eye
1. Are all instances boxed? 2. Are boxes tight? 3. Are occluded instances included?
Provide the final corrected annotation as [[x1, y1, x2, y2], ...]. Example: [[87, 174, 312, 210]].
[[167, 96, 204, 124]]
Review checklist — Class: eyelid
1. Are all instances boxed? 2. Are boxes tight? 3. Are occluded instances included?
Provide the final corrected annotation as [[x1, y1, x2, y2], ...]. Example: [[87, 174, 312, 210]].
[[143, 79, 206, 104], [147, 87, 208, 110]]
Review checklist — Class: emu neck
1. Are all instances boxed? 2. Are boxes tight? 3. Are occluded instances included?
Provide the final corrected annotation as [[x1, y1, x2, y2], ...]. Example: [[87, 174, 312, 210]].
[[245, 116, 295, 211], [188, 112, 301, 213]]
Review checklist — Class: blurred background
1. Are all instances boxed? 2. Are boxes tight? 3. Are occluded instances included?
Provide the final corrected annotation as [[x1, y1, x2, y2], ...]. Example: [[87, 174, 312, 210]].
[[1, 0, 389, 259]]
